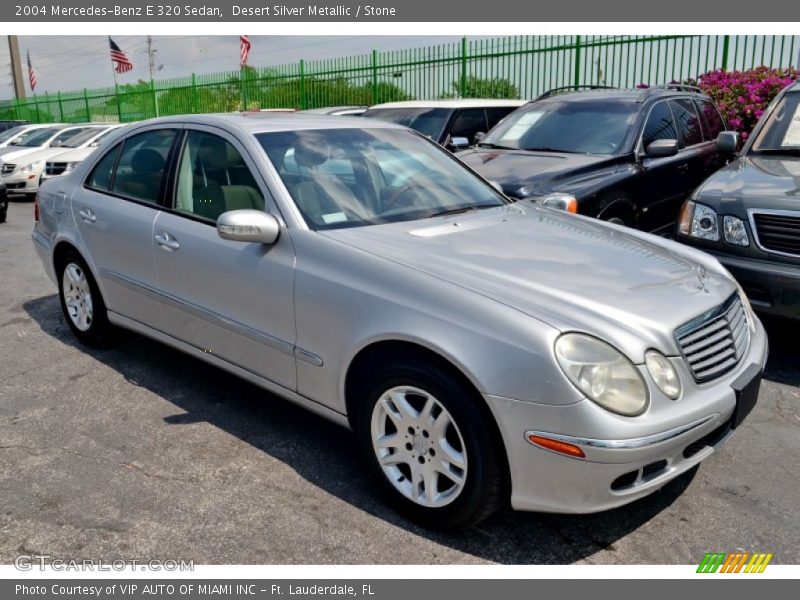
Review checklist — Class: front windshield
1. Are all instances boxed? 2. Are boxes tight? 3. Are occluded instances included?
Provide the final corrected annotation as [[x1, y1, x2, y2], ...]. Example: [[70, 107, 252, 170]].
[[751, 92, 800, 155], [257, 127, 507, 230], [481, 99, 639, 154], [0, 126, 26, 144], [361, 108, 451, 140], [58, 127, 106, 148], [16, 127, 59, 147]]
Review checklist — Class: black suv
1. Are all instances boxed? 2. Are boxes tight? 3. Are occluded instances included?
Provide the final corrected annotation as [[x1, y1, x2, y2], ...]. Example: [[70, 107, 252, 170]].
[[0, 179, 8, 223], [677, 80, 800, 320], [458, 85, 732, 234]]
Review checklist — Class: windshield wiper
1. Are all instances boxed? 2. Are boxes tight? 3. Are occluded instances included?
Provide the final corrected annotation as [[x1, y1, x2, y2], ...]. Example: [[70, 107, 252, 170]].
[[523, 146, 577, 153], [428, 204, 500, 218], [477, 142, 516, 150]]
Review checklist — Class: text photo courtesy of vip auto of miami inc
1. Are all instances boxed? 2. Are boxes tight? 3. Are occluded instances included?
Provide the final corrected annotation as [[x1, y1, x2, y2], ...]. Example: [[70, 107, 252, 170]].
[[0, 22, 799, 587]]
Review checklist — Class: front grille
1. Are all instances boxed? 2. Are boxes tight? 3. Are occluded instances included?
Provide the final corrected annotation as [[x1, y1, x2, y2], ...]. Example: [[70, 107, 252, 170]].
[[751, 211, 800, 257], [1, 163, 16, 174], [45, 162, 67, 176], [675, 294, 749, 383]]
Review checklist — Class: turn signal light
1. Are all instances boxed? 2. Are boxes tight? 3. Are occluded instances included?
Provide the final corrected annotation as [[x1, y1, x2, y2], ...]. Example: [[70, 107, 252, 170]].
[[526, 434, 585, 458]]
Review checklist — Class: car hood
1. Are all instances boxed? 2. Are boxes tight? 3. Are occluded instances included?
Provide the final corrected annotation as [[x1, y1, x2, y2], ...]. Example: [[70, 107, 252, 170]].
[[457, 148, 623, 196], [697, 155, 800, 209], [0, 146, 42, 163], [47, 147, 96, 163], [322, 203, 738, 359], [8, 146, 68, 165]]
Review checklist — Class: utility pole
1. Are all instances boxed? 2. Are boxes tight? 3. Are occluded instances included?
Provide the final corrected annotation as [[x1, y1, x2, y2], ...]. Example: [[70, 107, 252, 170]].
[[143, 35, 162, 117], [7, 35, 26, 100]]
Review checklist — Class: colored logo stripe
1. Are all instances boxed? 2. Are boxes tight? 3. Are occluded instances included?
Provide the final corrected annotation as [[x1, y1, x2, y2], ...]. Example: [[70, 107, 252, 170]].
[[697, 552, 773, 573]]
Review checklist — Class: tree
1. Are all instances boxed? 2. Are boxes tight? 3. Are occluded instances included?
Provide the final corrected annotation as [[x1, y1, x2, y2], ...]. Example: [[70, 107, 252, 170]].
[[442, 76, 520, 99]]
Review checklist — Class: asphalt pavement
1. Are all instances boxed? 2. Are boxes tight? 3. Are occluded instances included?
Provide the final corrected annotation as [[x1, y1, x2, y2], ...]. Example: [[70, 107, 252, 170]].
[[1, 197, 799, 564]]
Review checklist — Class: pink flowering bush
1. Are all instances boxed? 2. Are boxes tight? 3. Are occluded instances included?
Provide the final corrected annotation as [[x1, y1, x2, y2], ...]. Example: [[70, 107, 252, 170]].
[[686, 67, 797, 143]]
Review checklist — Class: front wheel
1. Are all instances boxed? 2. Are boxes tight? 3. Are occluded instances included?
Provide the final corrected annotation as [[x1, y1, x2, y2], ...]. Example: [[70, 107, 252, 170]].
[[57, 251, 115, 346], [356, 360, 508, 529]]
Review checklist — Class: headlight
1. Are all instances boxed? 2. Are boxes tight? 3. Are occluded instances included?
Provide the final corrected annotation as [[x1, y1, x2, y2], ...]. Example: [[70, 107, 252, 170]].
[[555, 333, 649, 416], [723, 215, 750, 246], [20, 160, 44, 175], [645, 350, 681, 400], [533, 192, 578, 214], [678, 200, 719, 241]]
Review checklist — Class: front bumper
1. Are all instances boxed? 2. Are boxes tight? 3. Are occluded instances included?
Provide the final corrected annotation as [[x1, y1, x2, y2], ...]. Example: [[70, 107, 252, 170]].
[[486, 317, 768, 514], [2, 170, 42, 194]]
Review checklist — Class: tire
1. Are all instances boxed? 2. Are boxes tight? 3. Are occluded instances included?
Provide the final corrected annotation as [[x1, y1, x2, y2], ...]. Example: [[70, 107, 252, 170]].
[[0, 208, 6, 224], [599, 200, 635, 228], [56, 250, 115, 346], [356, 359, 508, 529]]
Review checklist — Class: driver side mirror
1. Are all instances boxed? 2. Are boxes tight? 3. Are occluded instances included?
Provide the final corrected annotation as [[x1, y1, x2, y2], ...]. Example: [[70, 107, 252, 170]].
[[645, 139, 679, 158], [716, 131, 738, 154], [473, 131, 486, 145], [9, 137, 21, 145], [446, 135, 471, 151], [217, 210, 280, 245]]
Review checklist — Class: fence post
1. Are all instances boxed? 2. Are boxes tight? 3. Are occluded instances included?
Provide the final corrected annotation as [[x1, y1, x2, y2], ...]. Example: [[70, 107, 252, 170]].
[[371, 50, 379, 104], [33, 94, 40, 123], [721, 35, 730, 71], [299, 59, 307, 110], [460, 37, 468, 98], [83, 88, 90, 121], [192, 73, 199, 113], [151, 78, 160, 117], [114, 83, 123, 123], [57, 91, 64, 122], [574, 35, 582, 86]]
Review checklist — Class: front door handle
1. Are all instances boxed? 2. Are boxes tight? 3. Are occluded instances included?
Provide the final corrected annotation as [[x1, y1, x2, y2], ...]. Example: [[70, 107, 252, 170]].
[[154, 232, 180, 251], [78, 207, 96, 223]]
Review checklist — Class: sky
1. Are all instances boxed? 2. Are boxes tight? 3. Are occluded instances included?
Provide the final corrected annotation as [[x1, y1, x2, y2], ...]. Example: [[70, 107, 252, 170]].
[[0, 36, 469, 100]]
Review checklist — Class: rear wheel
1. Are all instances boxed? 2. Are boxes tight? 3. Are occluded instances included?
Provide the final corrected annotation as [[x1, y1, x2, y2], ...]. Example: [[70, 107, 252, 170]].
[[57, 250, 115, 346], [356, 359, 508, 529]]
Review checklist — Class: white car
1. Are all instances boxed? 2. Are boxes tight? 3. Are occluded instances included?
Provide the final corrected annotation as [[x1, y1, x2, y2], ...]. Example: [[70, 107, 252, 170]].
[[42, 125, 123, 182], [0, 125, 104, 198], [0, 123, 59, 149]]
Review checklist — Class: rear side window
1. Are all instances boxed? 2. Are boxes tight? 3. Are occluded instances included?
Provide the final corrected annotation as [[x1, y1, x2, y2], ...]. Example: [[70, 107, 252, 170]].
[[86, 143, 122, 191], [697, 100, 725, 140], [670, 99, 704, 147], [110, 129, 177, 204], [642, 102, 678, 149]]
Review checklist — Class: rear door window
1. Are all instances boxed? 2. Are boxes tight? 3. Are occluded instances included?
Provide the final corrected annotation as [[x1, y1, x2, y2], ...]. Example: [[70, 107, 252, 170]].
[[86, 143, 122, 191], [110, 129, 178, 204]]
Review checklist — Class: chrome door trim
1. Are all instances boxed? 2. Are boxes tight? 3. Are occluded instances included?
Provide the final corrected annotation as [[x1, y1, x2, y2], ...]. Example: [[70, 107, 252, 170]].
[[101, 268, 321, 364]]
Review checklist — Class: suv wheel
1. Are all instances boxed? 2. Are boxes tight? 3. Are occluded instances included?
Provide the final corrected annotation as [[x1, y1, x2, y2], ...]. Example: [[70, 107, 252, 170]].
[[356, 359, 507, 529]]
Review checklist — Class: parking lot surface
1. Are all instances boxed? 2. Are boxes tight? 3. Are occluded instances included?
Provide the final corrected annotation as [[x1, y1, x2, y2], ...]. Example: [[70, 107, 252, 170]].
[[1, 198, 799, 564]]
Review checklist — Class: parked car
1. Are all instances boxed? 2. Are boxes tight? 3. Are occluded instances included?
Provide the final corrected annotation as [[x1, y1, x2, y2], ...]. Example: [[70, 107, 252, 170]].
[[362, 99, 525, 151], [458, 85, 733, 234], [302, 106, 368, 117], [0, 179, 7, 223], [0, 123, 59, 149], [42, 125, 123, 182], [1, 125, 102, 199], [33, 113, 767, 528], [677, 80, 800, 320], [0, 119, 29, 133]]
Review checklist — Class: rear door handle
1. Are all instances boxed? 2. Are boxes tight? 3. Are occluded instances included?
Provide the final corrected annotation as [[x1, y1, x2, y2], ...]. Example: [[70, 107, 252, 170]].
[[78, 207, 96, 223], [154, 232, 180, 251]]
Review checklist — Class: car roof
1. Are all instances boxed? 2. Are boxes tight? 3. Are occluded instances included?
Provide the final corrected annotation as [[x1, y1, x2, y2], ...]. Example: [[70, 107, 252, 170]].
[[787, 80, 800, 93], [123, 112, 409, 135], [532, 87, 711, 104], [301, 106, 368, 114], [367, 99, 527, 109]]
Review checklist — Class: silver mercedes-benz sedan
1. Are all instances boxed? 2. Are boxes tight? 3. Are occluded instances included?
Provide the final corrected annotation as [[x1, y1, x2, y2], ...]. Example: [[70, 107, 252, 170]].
[[32, 113, 768, 528]]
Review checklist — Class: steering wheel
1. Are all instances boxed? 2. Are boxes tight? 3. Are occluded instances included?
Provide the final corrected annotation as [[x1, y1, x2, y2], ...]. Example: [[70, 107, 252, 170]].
[[383, 182, 425, 212]]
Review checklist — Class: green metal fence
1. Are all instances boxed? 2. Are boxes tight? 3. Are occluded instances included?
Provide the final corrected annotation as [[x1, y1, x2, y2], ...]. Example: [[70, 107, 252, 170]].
[[2, 34, 798, 124]]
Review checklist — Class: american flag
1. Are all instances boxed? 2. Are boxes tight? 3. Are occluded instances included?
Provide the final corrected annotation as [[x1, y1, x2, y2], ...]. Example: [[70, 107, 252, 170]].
[[240, 35, 251, 66], [27, 51, 37, 92], [109, 37, 134, 74]]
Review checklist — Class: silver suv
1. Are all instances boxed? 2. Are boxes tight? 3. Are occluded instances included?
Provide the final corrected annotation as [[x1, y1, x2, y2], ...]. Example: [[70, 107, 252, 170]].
[[33, 113, 768, 528]]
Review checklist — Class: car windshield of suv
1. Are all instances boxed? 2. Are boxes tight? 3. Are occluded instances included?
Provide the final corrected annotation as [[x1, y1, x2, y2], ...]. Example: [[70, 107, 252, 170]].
[[15, 127, 60, 147], [751, 92, 800, 155], [480, 100, 639, 154], [0, 126, 27, 144], [258, 127, 507, 230], [361, 108, 451, 141]]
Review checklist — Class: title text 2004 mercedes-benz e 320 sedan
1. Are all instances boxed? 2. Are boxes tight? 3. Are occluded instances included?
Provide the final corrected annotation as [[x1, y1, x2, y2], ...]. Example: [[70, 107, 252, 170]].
[[33, 114, 768, 528]]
